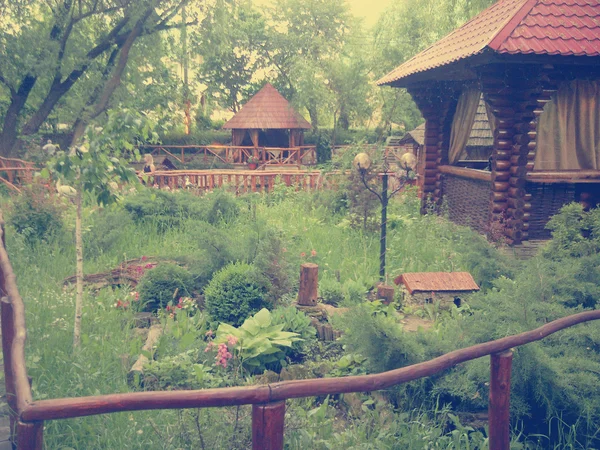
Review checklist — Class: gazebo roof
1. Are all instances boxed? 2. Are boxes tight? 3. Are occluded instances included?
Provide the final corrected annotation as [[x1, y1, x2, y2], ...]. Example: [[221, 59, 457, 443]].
[[398, 123, 425, 146], [378, 0, 600, 86], [223, 83, 311, 130]]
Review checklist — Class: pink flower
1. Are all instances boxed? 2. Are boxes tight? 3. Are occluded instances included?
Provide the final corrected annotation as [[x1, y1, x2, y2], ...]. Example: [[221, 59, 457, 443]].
[[311, 249, 317, 257], [300, 252, 306, 258], [144, 263, 154, 269], [205, 330, 214, 338], [204, 342, 216, 353], [141, 256, 148, 262], [130, 291, 139, 301], [227, 335, 238, 346], [215, 343, 233, 368]]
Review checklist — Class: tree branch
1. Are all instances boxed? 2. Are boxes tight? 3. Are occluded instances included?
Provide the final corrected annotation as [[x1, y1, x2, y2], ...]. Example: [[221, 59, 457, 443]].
[[0, 72, 16, 97]]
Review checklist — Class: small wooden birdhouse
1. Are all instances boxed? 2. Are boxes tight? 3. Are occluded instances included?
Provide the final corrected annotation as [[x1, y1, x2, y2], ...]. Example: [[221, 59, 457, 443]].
[[394, 272, 479, 308]]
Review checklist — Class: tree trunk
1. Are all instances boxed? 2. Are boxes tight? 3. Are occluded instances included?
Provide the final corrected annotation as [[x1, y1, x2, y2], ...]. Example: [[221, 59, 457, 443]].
[[307, 105, 319, 131], [0, 75, 37, 156], [73, 189, 84, 349]]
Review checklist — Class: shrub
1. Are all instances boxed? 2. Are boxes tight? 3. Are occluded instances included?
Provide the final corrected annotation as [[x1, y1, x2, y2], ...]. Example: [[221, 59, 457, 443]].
[[252, 230, 293, 305], [271, 306, 317, 361], [206, 190, 240, 225], [8, 185, 64, 245], [215, 308, 301, 373], [123, 189, 207, 232], [137, 263, 194, 312], [84, 208, 133, 259], [320, 278, 344, 306], [204, 262, 269, 326]]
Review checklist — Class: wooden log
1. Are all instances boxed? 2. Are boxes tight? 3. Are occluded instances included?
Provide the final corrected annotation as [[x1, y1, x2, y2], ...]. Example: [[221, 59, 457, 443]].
[[492, 171, 510, 182], [377, 285, 395, 306], [494, 140, 513, 151], [508, 187, 526, 198], [128, 325, 163, 383], [298, 263, 318, 306], [489, 350, 513, 450], [495, 160, 511, 171], [507, 198, 525, 210], [509, 177, 526, 188], [523, 202, 532, 211], [252, 401, 285, 450], [507, 207, 525, 220], [509, 166, 527, 177], [1, 297, 17, 438], [492, 201, 508, 213], [494, 149, 512, 160], [493, 182, 509, 192], [17, 420, 44, 450], [510, 155, 528, 166]]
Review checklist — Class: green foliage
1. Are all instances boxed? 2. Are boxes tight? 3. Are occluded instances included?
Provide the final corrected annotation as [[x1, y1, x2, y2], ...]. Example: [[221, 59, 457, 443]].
[[159, 129, 230, 146], [204, 262, 269, 326], [320, 278, 345, 306], [206, 190, 240, 225], [137, 263, 194, 312], [271, 306, 317, 361], [123, 189, 208, 232], [8, 185, 64, 245], [215, 308, 301, 373], [544, 203, 600, 259], [252, 230, 293, 304], [84, 208, 134, 259]]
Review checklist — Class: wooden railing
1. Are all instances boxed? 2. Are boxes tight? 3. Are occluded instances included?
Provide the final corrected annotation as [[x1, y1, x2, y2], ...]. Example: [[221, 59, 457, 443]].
[[149, 170, 338, 193], [1, 216, 600, 449], [0, 157, 38, 192], [144, 145, 317, 166]]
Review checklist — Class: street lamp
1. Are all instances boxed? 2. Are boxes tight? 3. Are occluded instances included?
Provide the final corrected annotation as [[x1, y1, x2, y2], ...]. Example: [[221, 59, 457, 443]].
[[353, 152, 416, 281]]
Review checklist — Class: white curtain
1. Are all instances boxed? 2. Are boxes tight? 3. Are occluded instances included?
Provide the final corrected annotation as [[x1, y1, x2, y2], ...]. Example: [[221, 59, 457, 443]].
[[448, 86, 481, 164], [535, 80, 600, 170]]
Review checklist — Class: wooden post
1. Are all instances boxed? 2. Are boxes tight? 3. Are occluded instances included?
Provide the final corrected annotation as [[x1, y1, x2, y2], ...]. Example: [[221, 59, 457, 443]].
[[16, 421, 44, 450], [252, 401, 285, 450], [298, 263, 318, 306], [489, 350, 513, 450], [377, 285, 395, 305], [1, 297, 17, 441]]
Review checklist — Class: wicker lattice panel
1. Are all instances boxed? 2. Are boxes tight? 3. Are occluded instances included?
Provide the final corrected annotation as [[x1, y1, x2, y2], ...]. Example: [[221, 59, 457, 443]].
[[441, 174, 492, 234], [527, 182, 576, 239]]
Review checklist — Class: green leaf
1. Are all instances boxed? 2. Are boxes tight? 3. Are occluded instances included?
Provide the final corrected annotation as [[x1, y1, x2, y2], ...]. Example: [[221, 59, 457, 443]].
[[253, 308, 272, 327]]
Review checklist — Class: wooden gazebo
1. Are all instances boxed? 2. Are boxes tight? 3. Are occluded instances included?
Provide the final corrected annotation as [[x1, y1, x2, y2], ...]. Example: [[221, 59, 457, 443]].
[[378, 0, 600, 244], [223, 84, 313, 165]]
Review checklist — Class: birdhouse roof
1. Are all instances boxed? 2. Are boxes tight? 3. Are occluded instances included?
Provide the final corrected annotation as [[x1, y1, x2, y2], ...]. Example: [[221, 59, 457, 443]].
[[394, 272, 480, 294]]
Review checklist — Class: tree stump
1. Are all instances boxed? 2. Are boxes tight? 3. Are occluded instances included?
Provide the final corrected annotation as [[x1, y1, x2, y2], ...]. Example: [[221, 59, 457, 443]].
[[377, 284, 395, 305], [298, 263, 318, 306]]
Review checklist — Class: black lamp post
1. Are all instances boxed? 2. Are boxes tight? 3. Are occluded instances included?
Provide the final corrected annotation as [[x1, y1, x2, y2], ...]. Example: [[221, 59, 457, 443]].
[[353, 152, 415, 282]]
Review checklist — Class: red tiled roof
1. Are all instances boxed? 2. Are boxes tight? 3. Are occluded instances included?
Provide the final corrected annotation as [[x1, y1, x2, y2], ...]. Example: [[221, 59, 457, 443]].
[[223, 83, 311, 130], [378, 0, 600, 86], [394, 272, 480, 294]]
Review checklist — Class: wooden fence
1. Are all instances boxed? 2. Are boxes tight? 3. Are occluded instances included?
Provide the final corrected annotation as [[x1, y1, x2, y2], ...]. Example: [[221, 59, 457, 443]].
[[0, 157, 38, 193], [1, 217, 600, 449], [145, 145, 317, 167], [150, 170, 340, 193]]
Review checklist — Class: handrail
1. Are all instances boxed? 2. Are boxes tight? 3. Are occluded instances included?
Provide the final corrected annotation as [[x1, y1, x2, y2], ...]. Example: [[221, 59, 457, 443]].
[[438, 164, 492, 182], [17, 309, 600, 422]]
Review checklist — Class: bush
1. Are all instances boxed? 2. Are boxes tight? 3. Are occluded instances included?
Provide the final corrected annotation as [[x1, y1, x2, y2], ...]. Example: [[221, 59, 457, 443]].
[[8, 185, 64, 245], [123, 189, 207, 232], [271, 306, 317, 361], [158, 130, 230, 146], [206, 190, 240, 225], [204, 262, 269, 326], [252, 230, 293, 305], [319, 278, 344, 306], [137, 263, 195, 312], [84, 208, 133, 259]]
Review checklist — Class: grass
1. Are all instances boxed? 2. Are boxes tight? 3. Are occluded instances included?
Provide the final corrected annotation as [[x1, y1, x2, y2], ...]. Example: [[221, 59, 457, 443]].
[[0, 184, 589, 448]]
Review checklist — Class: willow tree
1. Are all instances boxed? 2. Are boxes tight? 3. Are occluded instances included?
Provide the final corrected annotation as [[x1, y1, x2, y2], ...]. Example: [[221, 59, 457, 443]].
[[44, 110, 156, 349]]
